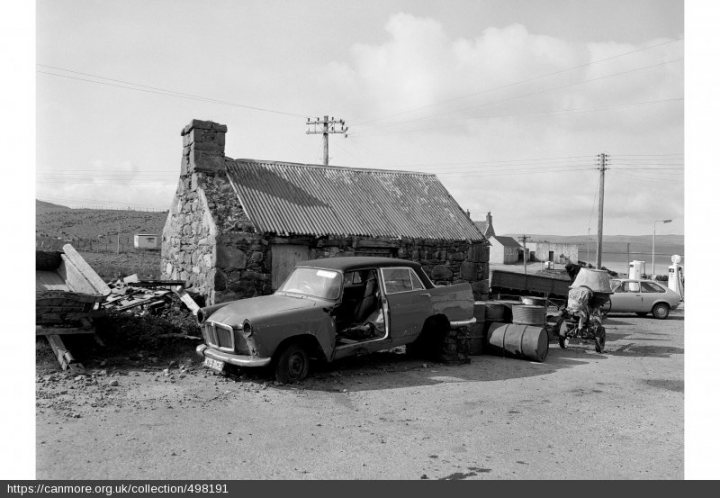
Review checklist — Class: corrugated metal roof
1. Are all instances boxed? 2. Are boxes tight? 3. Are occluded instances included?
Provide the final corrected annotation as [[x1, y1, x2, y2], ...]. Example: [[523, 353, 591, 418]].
[[225, 159, 484, 241]]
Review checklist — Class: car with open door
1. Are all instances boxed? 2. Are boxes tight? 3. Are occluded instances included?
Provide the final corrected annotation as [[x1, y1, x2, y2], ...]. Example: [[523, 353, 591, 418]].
[[607, 278, 681, 319], [195, 257, 476, 383]]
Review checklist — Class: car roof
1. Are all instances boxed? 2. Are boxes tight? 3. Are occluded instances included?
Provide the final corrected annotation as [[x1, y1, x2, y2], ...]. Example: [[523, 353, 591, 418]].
[[296, 256, 423, 272]]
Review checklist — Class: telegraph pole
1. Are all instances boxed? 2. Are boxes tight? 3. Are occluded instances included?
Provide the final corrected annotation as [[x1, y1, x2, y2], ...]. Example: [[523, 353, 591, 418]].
[[520, 235, 528, 276], [306, 116, 349, 165], [595, 153, 608, 268]]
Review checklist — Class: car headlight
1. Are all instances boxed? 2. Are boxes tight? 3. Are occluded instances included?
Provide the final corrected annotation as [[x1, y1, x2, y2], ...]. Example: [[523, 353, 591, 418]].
[[242, 321, 253, 337]]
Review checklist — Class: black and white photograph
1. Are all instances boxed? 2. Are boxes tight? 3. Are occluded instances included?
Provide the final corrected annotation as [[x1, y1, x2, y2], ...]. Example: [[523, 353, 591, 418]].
[[2, 0, 718, 483]]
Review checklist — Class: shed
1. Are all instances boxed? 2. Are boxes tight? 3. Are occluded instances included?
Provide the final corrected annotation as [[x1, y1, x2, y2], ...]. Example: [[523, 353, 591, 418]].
[[489, 235, 522, 264], [162, 120, 490, 305]]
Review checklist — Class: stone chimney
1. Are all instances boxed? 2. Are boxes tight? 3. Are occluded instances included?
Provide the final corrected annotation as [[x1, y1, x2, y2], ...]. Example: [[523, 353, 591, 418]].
[[180, 119, 227, 175], [486, 211, 492, 225]]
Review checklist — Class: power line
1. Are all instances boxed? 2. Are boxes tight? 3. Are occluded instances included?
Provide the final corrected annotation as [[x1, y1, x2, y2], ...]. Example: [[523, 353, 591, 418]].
[[37, 66, 306, 118], [353, 38, 682, 127]]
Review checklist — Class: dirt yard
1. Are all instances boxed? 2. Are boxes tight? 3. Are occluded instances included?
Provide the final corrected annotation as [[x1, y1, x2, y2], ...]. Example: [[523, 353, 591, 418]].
[[36, 310, 683, 480]]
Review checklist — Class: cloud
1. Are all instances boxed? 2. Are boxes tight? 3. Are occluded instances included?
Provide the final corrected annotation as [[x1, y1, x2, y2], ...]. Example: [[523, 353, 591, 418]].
[[320, 13, 683, 235]]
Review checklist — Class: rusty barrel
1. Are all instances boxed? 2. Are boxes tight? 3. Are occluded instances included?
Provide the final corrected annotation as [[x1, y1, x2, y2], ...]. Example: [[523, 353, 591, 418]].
[[486, 323, 549, 362], [468, 301, 487, 355], [511, 304, 546, 326]]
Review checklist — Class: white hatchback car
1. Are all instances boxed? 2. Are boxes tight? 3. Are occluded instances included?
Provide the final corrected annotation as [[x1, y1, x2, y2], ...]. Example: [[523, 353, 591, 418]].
[[607, 279, 681, 319]]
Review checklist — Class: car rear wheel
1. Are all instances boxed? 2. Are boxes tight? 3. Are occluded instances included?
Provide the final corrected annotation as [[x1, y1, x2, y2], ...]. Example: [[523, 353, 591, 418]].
[[274, 343, 310, 384], [652, 303, 670, 320]]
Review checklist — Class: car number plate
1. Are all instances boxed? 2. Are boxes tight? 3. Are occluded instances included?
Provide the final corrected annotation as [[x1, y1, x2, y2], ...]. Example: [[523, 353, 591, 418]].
[[204, 357, 225, 373]]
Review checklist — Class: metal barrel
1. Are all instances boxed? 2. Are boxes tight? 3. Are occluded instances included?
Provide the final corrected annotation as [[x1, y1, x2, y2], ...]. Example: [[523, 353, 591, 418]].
[[511, 305, 546, 326], [486, 323, 549, 362], [467, 323, 485, 355], [485, 302, 508, 322], [473, 301, 487, 322]]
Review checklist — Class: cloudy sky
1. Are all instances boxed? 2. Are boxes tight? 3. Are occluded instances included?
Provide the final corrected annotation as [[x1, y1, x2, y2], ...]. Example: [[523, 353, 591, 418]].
[[36, 0, 684, 235]]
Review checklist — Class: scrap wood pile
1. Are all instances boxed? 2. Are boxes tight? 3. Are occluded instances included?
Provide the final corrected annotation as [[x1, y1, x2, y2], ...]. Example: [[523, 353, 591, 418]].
[[102, 275, 201, 317], [37, 244, 204, 372]]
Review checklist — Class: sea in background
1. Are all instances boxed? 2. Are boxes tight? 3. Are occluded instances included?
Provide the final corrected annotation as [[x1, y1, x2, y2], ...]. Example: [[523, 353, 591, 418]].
[[510, 234, 685, 277]]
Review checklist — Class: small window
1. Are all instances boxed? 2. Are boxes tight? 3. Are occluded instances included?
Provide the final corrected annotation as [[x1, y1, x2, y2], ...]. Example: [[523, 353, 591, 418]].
[[381, 267, 425, 294], [623, 281, 641, 292], [641, 282, 666, 293]]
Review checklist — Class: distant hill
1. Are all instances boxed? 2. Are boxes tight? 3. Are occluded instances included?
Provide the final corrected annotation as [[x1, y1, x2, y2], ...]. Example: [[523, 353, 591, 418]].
[[36, 199, 70, 212]]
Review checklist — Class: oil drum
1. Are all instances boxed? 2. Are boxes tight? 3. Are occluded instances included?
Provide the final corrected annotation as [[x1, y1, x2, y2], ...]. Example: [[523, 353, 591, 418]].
[[511, 305, 546, 326], [486, 323, 549, 362]]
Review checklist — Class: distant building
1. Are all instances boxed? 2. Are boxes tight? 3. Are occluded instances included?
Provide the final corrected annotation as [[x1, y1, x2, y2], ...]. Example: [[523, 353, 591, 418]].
[[474, 211, 496, 238], [488, 235, 522, 264], [526, 241, 578, 264]]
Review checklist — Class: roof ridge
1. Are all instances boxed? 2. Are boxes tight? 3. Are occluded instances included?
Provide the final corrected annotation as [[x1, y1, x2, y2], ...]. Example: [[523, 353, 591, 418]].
[[230, 157, 436, 177]]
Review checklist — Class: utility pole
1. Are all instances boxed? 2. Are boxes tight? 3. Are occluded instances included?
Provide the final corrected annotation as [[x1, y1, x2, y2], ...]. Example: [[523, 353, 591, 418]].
[[306, 116, 349, 166], [596, 153, 608, 268], [520, 234, 528, 290], [627, 242, 631, 276]]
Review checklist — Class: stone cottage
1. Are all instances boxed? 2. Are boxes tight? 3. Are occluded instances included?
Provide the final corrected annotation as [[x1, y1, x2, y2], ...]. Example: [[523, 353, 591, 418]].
[[162, 119, 489, 305]]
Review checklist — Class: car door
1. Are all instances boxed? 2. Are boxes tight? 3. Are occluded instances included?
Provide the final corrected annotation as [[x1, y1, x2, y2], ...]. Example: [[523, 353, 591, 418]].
[[612, 280, 643, 312], [640, 281, 668, 311], [380, 267, 432, 344]]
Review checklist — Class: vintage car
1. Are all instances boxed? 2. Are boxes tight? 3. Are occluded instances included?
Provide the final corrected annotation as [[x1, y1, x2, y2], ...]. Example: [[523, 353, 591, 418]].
[[196, 257, 476, 382], [606, 278, 681, 319]]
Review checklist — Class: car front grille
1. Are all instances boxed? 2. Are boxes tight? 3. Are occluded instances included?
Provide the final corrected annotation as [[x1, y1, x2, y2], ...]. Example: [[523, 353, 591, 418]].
[[204, 322, 235, 352]]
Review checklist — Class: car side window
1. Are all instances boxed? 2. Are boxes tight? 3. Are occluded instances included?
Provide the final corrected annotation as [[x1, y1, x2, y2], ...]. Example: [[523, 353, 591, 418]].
[[641, 282, 666, 293], [381, 267, 425, 294], [623, 281, 641, 292], [610, 280, 622, 292]]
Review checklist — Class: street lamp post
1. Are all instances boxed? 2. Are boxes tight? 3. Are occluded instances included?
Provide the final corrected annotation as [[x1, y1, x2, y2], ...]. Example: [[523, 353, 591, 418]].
[[652, 219, 672, 277]]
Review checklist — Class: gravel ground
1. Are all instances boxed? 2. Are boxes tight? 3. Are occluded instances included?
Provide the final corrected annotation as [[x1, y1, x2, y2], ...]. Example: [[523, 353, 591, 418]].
[[36, 311, 683, 479]]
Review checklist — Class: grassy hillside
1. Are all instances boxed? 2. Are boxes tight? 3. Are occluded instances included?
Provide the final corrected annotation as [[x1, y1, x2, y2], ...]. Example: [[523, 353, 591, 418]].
[[36, 200, 168, 280], [37, 200, 167, 249]]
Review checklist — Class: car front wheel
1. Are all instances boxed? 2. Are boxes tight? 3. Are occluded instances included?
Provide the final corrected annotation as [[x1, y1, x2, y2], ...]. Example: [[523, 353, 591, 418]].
[[274, 343, 310, 384], [652, 303, 670, 320]]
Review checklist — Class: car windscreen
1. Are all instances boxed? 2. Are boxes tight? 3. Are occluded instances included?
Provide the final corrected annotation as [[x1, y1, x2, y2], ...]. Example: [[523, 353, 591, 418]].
[[277, 268, 342, 300]]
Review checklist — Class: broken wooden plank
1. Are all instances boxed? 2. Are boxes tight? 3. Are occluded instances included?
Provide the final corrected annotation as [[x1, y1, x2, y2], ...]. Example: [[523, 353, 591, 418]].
[[115, 296, 160, 311], [46, 334, 83, 371], [36, 326, 95, 336], [172, 286, 200, 315], [62, 244, 111, 296]]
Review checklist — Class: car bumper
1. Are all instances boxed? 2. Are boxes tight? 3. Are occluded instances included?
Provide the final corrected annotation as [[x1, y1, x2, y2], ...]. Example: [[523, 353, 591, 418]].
[[450, 317, 476, 329], [196, 344, 272, 368]]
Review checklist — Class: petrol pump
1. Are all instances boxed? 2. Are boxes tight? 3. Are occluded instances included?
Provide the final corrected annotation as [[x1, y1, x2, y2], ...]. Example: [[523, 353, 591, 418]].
[[668, 255, 684, 300]]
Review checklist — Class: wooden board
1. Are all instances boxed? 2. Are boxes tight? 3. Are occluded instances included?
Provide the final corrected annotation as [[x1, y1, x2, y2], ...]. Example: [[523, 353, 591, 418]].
[[36, 271, 69, 291], [36, 326, 95, 336], [62, 244, 111, 296], [172, 287, 200, 315], [46, 334, 83, 372]]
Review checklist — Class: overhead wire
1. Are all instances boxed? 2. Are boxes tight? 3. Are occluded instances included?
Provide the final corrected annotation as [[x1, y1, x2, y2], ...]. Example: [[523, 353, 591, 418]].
[[37, 66, 307, 118]]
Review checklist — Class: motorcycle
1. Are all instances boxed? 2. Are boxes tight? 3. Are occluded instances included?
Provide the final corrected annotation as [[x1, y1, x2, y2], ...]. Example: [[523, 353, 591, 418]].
[[557, 267, 613, 353]]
